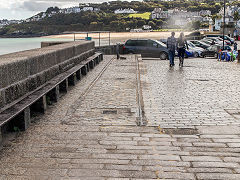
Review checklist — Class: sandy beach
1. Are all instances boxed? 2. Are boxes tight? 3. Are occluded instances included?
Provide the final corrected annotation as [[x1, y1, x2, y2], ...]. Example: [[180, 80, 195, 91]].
[[45, 31, 192, 45]]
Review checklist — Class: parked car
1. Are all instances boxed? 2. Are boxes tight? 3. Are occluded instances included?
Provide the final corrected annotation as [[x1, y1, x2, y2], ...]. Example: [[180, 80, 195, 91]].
[[185, 31, 201, 39], [201, 45, 232, 58], [203, 37, 231, 46], [187, 41, 204, 57], [123, 39, 169, 60], [200, 39, 218, 46], [189, 40, 210, 49], [201, 45, 219, 58], [159, 39, 167, 44], [205, 34, 234, 45], [214, 37, 231, 45]]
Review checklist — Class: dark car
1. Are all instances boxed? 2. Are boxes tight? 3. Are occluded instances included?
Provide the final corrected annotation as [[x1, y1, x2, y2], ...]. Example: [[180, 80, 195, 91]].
[[186, 31, 201, 37], [201, 45, 232, 58], [123, 39, 169, 60], [185, 31, 201, 40], [201, 45, 219, 58], [189, 40, 210, 49], [159, 39, 167, 44]]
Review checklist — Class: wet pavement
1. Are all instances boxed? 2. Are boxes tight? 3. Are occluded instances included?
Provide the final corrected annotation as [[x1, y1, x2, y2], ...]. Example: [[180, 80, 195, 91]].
[[141, 57, 240, 128], [1, 55, 240, 179]]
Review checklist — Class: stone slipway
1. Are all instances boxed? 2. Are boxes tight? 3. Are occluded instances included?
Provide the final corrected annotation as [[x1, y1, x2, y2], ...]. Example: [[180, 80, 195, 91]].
[[1, 55, 240, 179]]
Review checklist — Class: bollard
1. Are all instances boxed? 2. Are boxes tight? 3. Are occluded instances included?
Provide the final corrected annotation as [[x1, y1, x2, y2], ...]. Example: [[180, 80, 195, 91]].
[[238, 50, 240, 63], [116, 43, 120, 59]]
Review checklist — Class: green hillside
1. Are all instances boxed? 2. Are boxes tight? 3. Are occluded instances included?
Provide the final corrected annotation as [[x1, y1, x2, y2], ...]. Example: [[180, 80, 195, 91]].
[[129, 12, 151, 20]]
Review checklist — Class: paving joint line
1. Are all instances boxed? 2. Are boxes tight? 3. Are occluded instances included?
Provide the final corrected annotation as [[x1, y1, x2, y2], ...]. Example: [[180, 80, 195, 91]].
[[136, 55, 146, 126], [64, 56, 115, 118]]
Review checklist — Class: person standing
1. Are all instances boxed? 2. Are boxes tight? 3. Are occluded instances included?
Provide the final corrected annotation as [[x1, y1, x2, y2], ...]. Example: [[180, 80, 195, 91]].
[[234, 42, 238, 51], [167, 32, 177, 67], [177, 32, 188, 67]]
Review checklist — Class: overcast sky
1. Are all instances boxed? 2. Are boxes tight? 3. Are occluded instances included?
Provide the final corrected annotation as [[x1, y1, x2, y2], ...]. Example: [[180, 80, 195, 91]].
[[0, 0, 141, 20]]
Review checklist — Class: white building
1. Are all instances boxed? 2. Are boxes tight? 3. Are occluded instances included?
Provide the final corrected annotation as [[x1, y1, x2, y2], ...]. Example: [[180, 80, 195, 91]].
[[219, 6, 240, 17], [199, 10, 211, 16], [42, 12, 47, 18], [94, 8, 100, 12], [215, 18, 222, 31], [202, 16, 212, 22], [151, 8, 168, 19], [214, 16, 235, 31], [114, 8, 137, 14], [73, 7, 81, 13], [143, 25, 152, 30], [83, 7, 94, 12], [152, 8, 201, 20]]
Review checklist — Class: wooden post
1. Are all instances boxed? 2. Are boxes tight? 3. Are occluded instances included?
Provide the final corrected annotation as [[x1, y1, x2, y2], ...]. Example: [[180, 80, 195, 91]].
[[59, 79, 68, 92], [76, 69, 81, 80], [81, 66, 87, 76], [30, 95, 47, 114], [89, 60, 94, 69], [23, 107, 31, 130], [42, 95, 47, 113], [68, 73, 77, 86], [55, 85, 60, 102]]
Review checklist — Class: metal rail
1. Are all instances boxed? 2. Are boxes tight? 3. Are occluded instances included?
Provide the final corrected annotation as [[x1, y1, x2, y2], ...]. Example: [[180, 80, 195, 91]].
[[63, 31, 111, 47]]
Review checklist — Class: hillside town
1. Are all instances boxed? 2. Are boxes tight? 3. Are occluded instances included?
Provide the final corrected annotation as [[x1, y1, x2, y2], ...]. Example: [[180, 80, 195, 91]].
[[0, 19, 23, 28], [1, 1, 240, 36]]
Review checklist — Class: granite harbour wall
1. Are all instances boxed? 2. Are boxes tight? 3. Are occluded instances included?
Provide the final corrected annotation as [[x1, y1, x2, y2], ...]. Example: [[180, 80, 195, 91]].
[[0, 41, 95, 109]]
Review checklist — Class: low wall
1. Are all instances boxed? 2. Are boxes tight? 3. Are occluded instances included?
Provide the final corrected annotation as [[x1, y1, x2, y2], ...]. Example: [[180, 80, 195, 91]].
[[0, 41, 95, 109], [95, 44, 124, 55], [41, 41, 72, 48]]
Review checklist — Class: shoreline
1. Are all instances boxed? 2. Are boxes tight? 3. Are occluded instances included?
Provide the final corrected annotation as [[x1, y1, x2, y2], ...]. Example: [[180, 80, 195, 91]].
[[44, 31, 193, 44], [0, 31, 193, 40], [45, 31, 192, 39]]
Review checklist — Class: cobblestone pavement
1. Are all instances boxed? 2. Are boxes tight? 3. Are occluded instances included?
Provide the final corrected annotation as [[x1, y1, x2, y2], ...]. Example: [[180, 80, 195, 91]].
[[141, 57, 240, 128], [1, 55, 240, 179]]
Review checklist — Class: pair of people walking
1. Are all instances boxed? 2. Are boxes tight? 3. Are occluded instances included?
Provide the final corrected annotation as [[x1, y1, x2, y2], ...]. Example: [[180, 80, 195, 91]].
[[167, 32, 188, 67]]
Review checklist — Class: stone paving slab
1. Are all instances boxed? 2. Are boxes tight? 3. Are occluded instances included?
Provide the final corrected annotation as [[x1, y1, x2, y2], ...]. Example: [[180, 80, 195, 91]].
[[1, 55, 240, 179]]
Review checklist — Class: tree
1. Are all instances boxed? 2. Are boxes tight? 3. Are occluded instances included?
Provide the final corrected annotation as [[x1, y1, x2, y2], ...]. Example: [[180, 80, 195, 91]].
[[192, 21, 201, 30], [234, 11, 240, 21], [46, 7, 60, 13], [137, 19, 146, 28], [156, 19, 164, 29], [148, 21, 156, 29]]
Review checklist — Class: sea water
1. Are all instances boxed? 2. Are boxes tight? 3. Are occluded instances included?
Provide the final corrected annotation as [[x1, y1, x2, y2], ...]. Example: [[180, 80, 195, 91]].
[[0, 37, 114, 56], [0, 37, 74, 55]]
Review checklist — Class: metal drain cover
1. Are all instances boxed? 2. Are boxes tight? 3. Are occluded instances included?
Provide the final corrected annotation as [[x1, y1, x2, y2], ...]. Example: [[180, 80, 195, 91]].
[[102, 110, 118, 114], [116, 78, 125, 80], [163, 128, 199, 135], [188, 79, 210, 82]]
